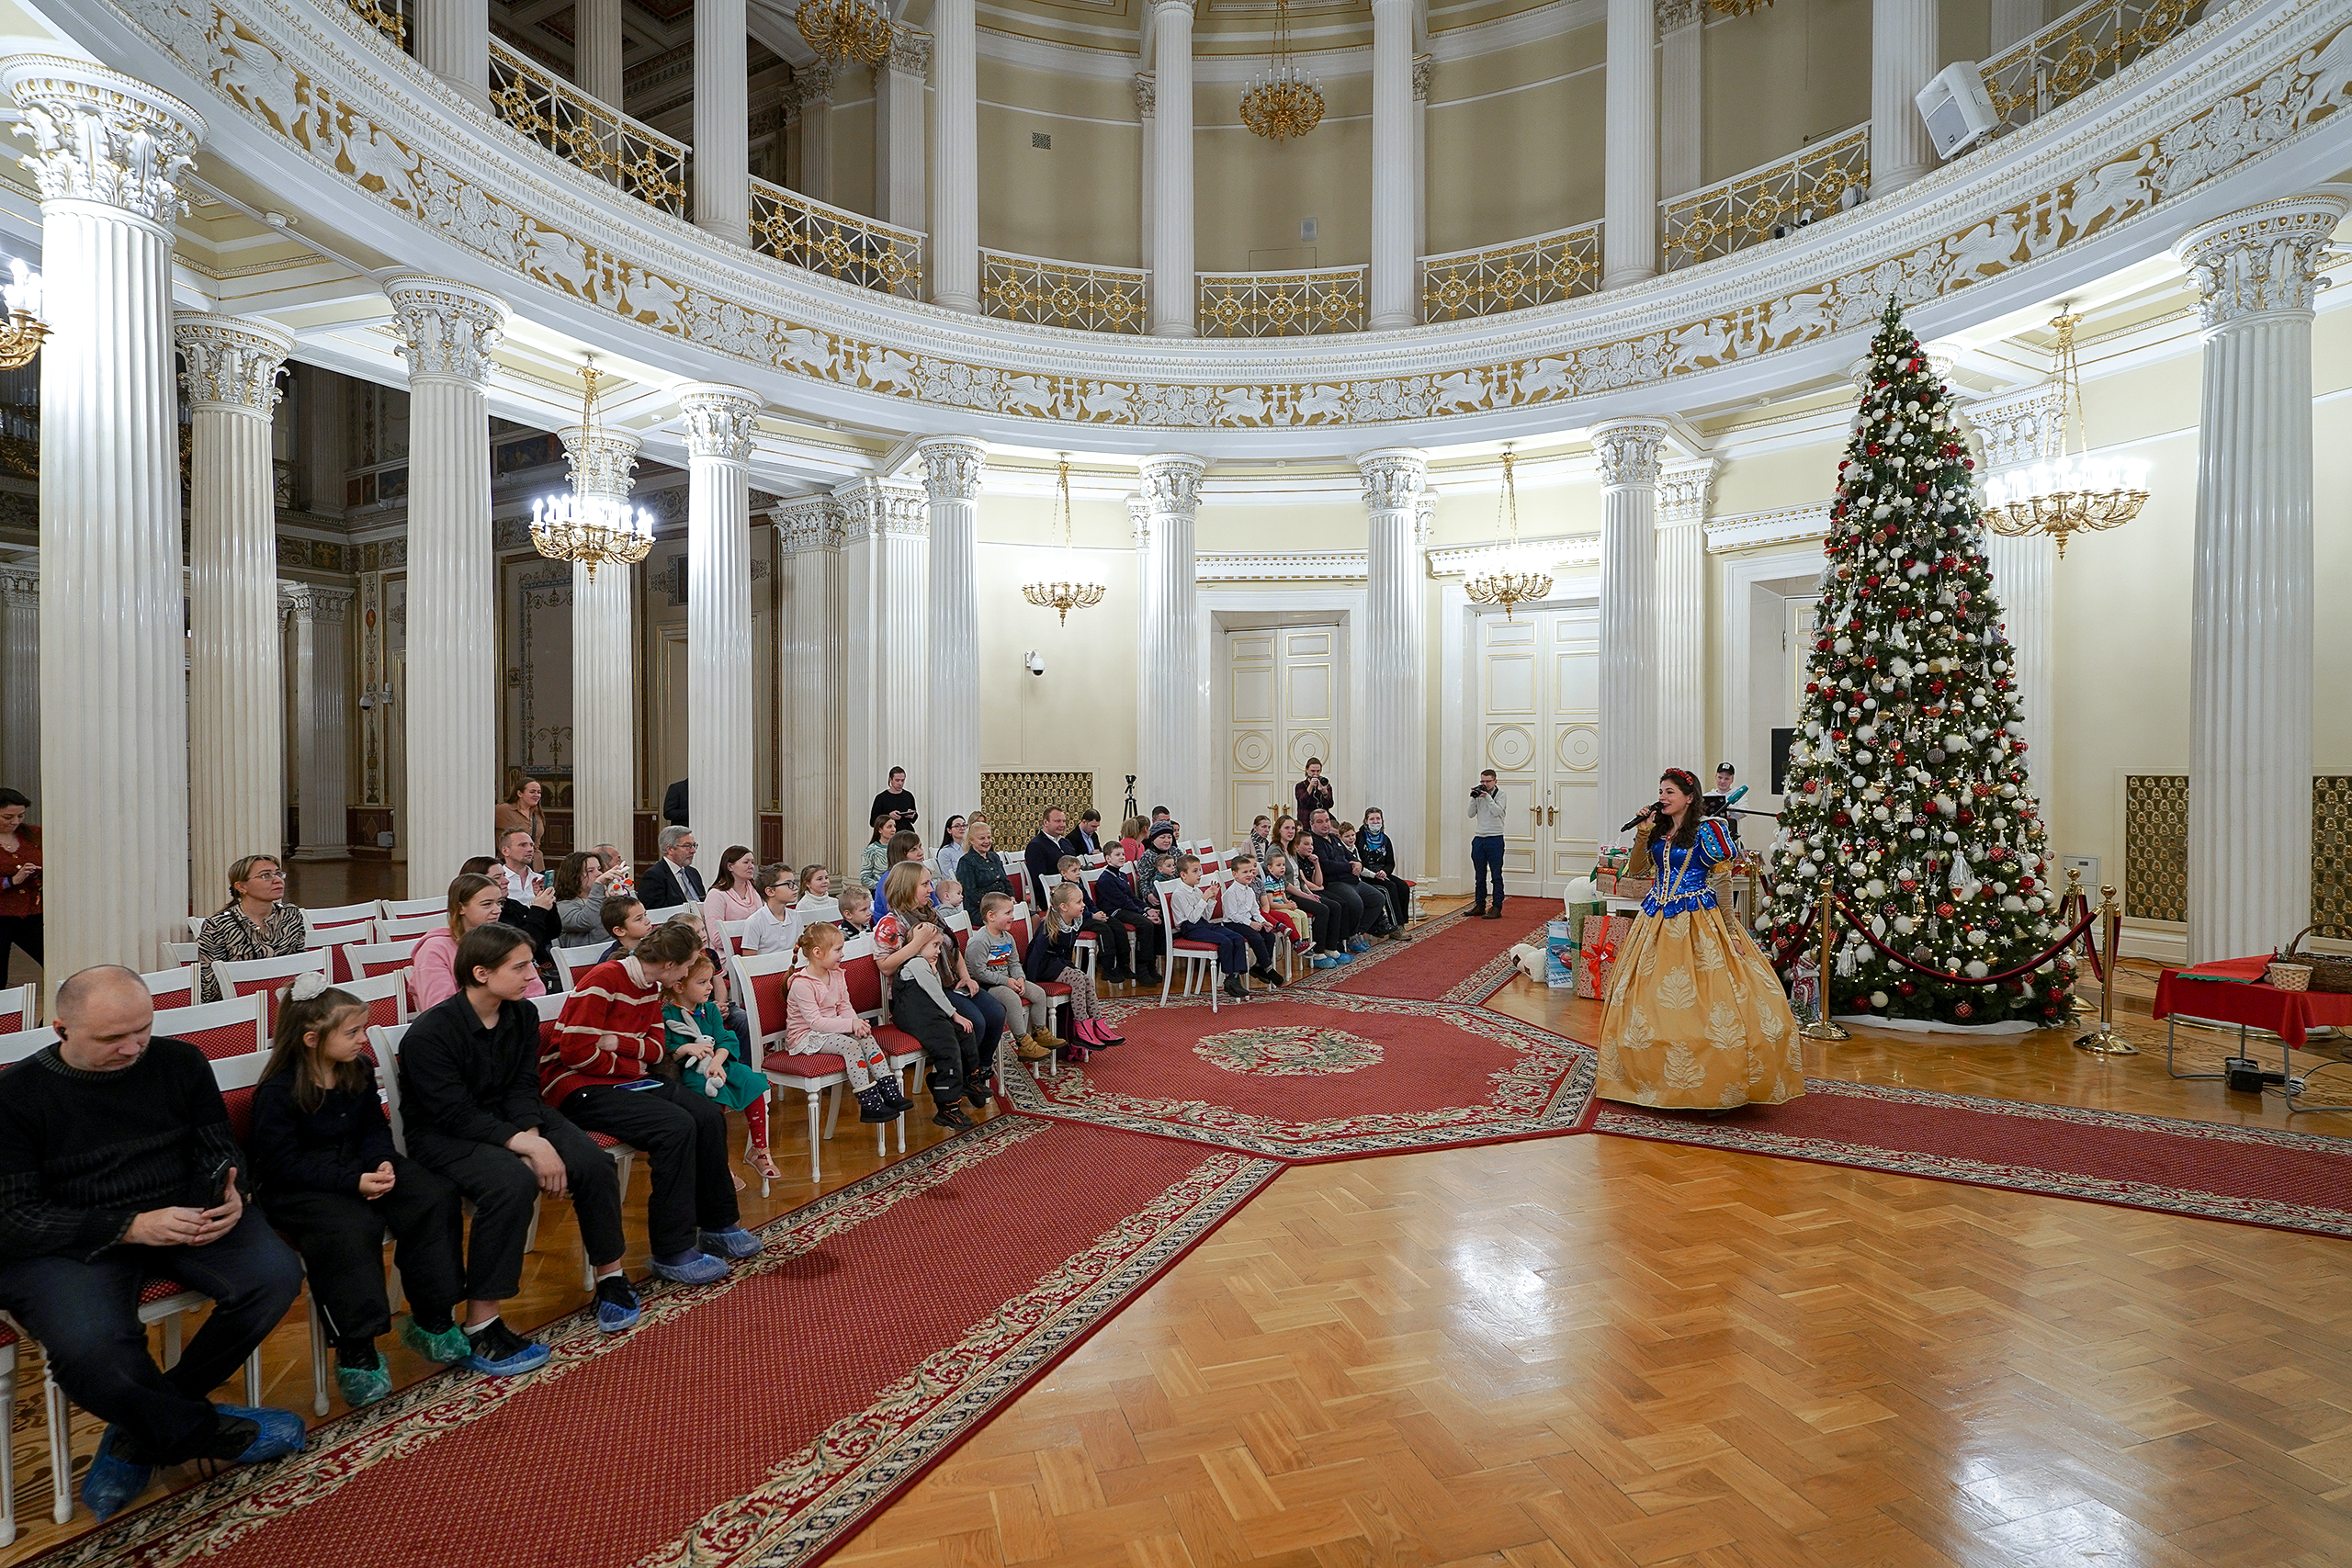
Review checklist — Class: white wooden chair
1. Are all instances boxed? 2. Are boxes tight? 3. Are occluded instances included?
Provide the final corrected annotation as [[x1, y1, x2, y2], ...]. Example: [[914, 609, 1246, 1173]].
[[375, 911, 444, 943], [0, 1026, 55, 1066], [0, 984, 28, 1034], [163, 942, 202, 968], [1155, 886, 1221, 1010], [379, 895, 445, 919], [139, 966, 200, 1010], [151, 994, 269, 1059], [211, 949, 334, 1028], [553, 942, 608, 993]]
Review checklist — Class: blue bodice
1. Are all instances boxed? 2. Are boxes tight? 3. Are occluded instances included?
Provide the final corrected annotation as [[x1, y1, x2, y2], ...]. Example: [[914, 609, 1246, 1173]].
[[1640, 818, 1736, 918]]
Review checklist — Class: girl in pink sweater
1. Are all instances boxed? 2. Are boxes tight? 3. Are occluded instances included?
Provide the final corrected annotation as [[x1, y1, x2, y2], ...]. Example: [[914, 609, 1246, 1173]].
[[783, 924, 906, 1122]]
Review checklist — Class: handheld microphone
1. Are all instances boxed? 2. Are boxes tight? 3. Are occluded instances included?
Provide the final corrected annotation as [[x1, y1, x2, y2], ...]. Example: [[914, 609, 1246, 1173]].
[[1724, 784, 1748, 807], [1619, 805, 1657, 833]]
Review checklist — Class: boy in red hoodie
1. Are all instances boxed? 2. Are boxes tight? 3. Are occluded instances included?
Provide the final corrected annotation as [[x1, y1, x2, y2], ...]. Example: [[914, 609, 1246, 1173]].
[[546, 922, 761, 1283]]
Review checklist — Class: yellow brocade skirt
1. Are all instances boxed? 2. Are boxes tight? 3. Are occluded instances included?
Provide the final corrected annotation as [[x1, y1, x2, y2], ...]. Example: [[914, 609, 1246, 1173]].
[[1595, 903, 1804, 1110]]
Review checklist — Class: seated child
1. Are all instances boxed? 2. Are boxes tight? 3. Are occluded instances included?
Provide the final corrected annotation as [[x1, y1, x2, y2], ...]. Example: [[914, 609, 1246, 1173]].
[[1259, 853, 1308, 951], [661, 949, 782, 1183], [873, 863, 985, 1130], [1219, 854, 1285, 990], [784, 922, 908, 1122], [254, 974, 468, 1405], [966, 891, 1056, 1061], [741, 864, 802, 956], [1166, 855, 1250, 1000], [1031, 882, 1123, 1052]]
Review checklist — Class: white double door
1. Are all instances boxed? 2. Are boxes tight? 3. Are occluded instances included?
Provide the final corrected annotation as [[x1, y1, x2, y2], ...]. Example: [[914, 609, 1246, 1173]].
[[1224, 624, 1340, 845], [1474, 606, 1600, 897]]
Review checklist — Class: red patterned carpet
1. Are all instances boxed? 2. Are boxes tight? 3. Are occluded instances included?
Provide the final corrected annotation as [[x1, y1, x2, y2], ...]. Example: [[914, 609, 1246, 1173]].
[[1313, 908, 1551, 1003], [1006, 991, 1596, 1159], [46, 1120, 1277, 1568], [1598, 1080, 2352, 1238]]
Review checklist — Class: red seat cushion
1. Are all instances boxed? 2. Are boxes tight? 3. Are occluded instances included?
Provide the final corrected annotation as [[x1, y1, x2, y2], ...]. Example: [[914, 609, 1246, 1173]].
[[221, 1087, 256, 1143], [140, 1278, 202, 1306], [1172, 941, 1218, 952], [872, 1026, 921, 1059], [1041, 982, 1071, 997], [587, 1131, 627, 1152], [0, 1320, 17, 1348], [764, 1051, 847, 1080]]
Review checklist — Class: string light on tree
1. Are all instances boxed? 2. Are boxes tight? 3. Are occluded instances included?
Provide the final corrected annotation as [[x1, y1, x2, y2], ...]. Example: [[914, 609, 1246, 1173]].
[[1464, 446, 1553, 621], [1981, 309, 2149, 558], [1756, 299, 2073, 1029], [530, 359, 652, 581], [1021, 457, 1108, 625]]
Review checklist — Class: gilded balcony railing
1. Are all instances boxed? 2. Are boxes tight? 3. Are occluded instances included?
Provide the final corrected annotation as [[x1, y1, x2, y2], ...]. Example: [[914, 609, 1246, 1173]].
[[750, 178, 924, 299], [1420, 220, 1602, 322], [980, 251, 1148, 334], [487, 41, 689, 217], [342, 0, 407, 47], [1196, 266, 1367, 338], [1661, 123, 1869, 271], [1979, 0, 2208, 136]]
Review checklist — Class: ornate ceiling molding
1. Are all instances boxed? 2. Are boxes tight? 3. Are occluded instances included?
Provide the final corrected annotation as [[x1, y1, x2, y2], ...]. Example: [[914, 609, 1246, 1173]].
[[1702, 502, 1832, 554], [60, 0, 2352, 450], [1196, 551, 1367, 581], [1962, 381, 2069, 472]]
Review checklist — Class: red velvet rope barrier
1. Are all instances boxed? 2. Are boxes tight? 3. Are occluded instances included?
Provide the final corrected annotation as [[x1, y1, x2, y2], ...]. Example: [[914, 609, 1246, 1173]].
[[1828, 895, 2101, 987], [2071, 891, 2107, 985]]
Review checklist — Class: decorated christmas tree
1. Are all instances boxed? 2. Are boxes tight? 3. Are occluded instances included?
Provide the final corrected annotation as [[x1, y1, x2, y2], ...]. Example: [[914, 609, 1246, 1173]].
[[1756, 300, 2075, 1028]]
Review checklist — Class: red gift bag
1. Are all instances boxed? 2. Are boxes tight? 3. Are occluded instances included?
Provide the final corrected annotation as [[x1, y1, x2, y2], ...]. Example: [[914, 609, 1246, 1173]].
[[1576, 914, 1622, 999]]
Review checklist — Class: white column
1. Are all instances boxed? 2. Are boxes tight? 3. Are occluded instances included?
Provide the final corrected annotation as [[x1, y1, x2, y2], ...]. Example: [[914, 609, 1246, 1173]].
[[386, 276, 508, 890], [1658, 0, 1702, 201], [930, 0, 979, 310], [1136, 456, 1207, 827], [6, 61, 204, 975], [178, 311, 297, 893], [1869, 0, 1939, 197], [1135, 73, 1156, 275], [695, 0, 750, 243], [578, 0, 623, 103], [1966, 383, 2066, 784], [918, 437, 986, 819], [875, 29, 931, 231], [1593, 419, 1668, 838], [1411, 55, 1430, 270], [300, 366, 347, 519], [794, 62, 833, 207], [1148, 1, 1195, 337], [2175, 195, 2346, 964], [680, 383, 762, 874], [1358, 450, 1427, 863], [1990, 0, 2046, 51], [835, 478, 928, 860], [1369, 0, 1416, 330], [558, 421, 641, 858], [1655, 458, 1713, 773], [1602, 0, 1657, 288], [776, 499, 843, 863], [282, 585, 354, 860], [0, 567, 37, 798], [416, 0, 490, 103]]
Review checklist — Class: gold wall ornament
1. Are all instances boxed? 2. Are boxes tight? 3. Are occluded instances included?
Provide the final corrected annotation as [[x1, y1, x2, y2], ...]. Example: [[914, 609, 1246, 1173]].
[[530, 360, 652, 581], [0, 260, 48, 370], [1464, 448, 1553, 621], [1979, 0, 2209, 137], [486, 41, 687, 216], [1706, 0, 1773, 14], [982, 250, 1148, 334], [1022, 458, 1108, 625], [795, 0, 891, 69], [750, 176, 924, 299], [1662, 122, 1868, 271], [1982, 310, 2149, 557], [1421, 221, 1601, 321], [1195, 266, 1365, 337], [1240, 0, 1324, 142]]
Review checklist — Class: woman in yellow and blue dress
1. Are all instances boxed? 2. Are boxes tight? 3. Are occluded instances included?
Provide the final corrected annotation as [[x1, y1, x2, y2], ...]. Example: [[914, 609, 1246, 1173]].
[[1596, 769, 1804, 1110]]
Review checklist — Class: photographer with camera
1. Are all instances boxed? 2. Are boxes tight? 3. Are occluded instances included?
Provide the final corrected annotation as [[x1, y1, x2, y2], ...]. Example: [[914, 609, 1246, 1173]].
[[1467, 769, 1508, 919]]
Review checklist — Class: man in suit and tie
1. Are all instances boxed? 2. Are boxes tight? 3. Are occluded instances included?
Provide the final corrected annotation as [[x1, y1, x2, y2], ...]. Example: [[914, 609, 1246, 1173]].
[[1024, 808, 1073, 897], [636, 826, 705, 913], [1062, 808, 1104, 859]]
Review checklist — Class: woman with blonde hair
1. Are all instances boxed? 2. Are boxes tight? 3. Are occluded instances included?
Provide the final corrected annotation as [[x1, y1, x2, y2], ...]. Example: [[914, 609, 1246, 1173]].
[[408, 874, 548, 1014], [196, 854, 309, 1001]]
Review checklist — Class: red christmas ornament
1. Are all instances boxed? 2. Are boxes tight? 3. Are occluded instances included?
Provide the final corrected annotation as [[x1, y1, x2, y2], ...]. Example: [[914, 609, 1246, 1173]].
[[1954, 1000, 1974, 1019], [1935, 902, 1956, 919], [1898, 981, 1917, 997]]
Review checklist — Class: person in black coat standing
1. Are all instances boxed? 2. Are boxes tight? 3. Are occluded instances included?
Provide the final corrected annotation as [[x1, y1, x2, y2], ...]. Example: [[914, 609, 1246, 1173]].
[[868, 767, 919, 835]]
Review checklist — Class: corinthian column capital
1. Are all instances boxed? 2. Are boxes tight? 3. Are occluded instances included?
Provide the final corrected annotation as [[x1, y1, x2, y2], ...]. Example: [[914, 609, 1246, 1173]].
[[385, 276, 507, 386], [1132, 72, 1155, 117], [1139, 453, 1206, 516], [1356, 448, 1428, 511], [560, 426, 642, 500], [676, 381, 761, 461], [175, 312, 296, 414], [2174, 193, 2352, 331], [916, 435, 988, 502], [2, 57, 205, 227], [1657, 457, 1716, 525], [1591, 417, 1671, 489]]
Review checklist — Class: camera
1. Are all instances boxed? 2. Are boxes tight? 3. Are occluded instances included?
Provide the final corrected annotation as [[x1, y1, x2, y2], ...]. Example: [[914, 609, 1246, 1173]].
[[1024, 650, 1046, 677]]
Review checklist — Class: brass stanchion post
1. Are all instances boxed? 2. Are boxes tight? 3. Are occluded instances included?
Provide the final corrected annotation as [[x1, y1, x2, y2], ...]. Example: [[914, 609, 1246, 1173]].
[[2065, 867, 2097, 1018], [1800, 874, 1850, 1042], [2074, 883, 2137, 1055]]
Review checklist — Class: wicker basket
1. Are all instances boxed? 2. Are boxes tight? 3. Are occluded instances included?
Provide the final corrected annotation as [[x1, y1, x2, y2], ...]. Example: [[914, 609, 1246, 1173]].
[[2267, 961, 2313, 992], [2278, 927, 2352, 993]]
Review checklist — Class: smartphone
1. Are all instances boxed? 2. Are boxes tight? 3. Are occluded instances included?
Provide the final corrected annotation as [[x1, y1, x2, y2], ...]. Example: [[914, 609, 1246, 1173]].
[[205, 1156, 234, 1207]]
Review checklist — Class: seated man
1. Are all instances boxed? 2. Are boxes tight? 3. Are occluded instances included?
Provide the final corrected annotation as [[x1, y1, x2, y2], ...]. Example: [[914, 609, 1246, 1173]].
[[0, 966, 307, 1519], [1024, 808, 1073, 894], [399, 924, 640, 1371]]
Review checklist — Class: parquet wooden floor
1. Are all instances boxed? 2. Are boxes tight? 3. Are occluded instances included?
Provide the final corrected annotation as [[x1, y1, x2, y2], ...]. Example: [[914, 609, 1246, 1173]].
[[6, 897, 2350, 1567]]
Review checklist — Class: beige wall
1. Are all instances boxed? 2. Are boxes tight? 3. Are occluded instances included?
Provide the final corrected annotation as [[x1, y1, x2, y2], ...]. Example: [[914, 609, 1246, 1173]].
[[1426, 28, 1604, 252], [977, 61, 1143, 265], [1194, 76, 1375, 273]]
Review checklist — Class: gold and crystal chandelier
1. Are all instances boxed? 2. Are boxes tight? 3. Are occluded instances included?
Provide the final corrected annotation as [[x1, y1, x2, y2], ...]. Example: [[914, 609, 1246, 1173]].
[[1240, 0, 1324, 142], [1465, 447, 1553, 621], [794, 0, 890, 69], [0, 259, 48, 371], [1982, 309, 2149, 558], [1022, 458, 1108, 626], [530, 360, 653, 581]]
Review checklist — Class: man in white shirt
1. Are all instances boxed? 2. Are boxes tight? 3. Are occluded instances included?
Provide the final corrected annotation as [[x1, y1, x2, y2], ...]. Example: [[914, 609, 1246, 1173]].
[[495, 828, 541, 905], [1468, 769, 1509, 919]]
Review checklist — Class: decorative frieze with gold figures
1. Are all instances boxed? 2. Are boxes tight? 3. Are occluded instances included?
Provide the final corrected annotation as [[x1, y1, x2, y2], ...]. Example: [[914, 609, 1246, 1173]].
[[54, 0, 2352, 440]]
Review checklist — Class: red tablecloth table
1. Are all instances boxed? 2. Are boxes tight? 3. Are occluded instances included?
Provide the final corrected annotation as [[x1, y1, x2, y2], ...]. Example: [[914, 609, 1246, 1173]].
[[2153, 968, 2352, 1105]]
